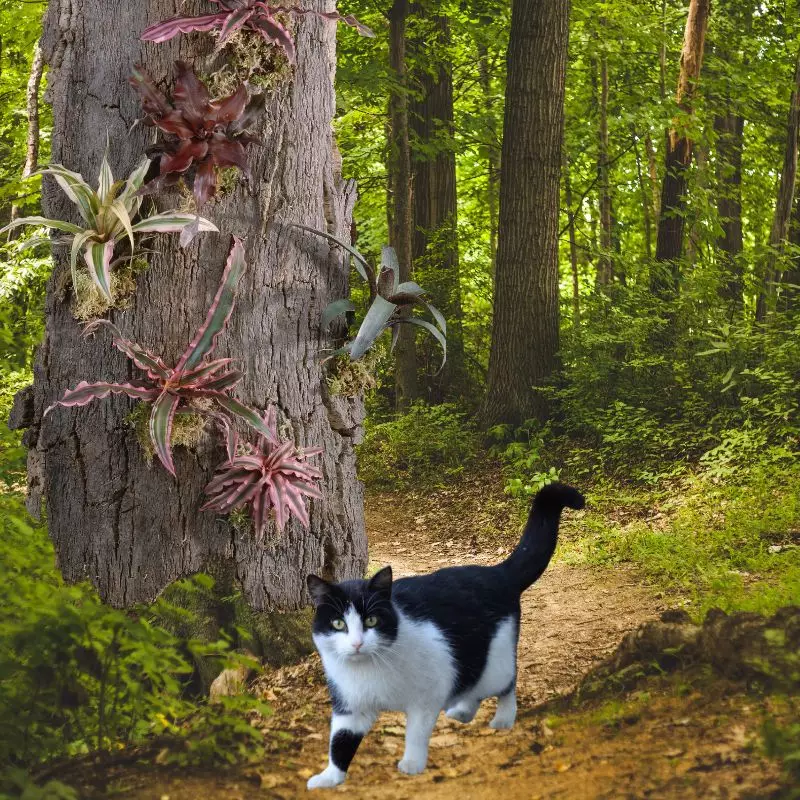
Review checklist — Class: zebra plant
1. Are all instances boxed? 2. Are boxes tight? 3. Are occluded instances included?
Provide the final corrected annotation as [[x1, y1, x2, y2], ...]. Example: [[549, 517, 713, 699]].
[[45, 238, 276, 476], [293, 226, 447, 368], [202, 407, 323, 538], [0, 155, 217, 303]]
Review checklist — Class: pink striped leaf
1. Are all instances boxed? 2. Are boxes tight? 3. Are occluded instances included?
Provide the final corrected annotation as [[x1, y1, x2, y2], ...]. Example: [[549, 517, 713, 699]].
[[83, 319, 171, 381], [140, 13, 227, 43], [44, 381, 160, 416], [149, 390, 181, 476], [175, 238, 246, 372]]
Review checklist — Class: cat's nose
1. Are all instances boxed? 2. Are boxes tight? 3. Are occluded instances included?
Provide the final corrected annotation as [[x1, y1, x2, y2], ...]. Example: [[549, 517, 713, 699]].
[[352, 640, 363, 651]]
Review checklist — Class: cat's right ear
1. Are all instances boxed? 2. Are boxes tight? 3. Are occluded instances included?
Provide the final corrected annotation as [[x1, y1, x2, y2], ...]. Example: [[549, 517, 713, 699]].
[[306, 574, 332, 607]]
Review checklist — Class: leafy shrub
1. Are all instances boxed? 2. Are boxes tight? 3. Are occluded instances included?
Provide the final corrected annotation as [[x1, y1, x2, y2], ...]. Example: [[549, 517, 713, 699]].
[[0, 493, 268, 791], [487, 419, 561, 500], [357, 402, 477, 488]]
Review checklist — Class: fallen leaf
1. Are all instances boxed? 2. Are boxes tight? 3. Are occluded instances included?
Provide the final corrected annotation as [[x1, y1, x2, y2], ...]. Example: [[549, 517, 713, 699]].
[[296, 768, 313, 779], [664, 749, 685, 758], [555, 762, 572, 773]]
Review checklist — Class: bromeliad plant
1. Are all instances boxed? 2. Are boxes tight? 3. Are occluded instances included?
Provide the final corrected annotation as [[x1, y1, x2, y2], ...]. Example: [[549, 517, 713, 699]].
[[293, 226, 447, 368], [202, 407, 323, 538], [140, 1, 373, 65], [45, 238, 277, 476], [0, 155, 217, 303], [130, 61, 263, 210]]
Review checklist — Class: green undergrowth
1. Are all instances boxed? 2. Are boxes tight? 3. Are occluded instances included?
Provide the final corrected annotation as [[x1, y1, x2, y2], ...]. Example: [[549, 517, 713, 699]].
[[0, 492, 272, 798], [559, 463, 800, 620]]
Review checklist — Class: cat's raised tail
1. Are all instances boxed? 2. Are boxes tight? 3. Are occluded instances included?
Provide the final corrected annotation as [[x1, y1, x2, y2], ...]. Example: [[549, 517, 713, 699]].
[[501, 482, 585, 593]]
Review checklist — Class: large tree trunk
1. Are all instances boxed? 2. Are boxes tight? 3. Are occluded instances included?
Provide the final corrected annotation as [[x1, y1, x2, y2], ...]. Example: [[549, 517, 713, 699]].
[[651, 0, 711, 297], [482, 0, 570, 428], [756, 47, 800, 320], [12, 0, 367, 610], [409, 10, 466, 400], [388, 0, 418, 410], [714, 108, 744, 305]]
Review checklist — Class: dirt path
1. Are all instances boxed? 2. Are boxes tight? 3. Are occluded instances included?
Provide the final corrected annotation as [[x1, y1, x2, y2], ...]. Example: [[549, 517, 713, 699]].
[[97, 489, 787, 799]]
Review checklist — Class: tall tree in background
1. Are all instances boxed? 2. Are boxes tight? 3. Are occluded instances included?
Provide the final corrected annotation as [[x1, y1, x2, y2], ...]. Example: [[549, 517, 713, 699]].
[[482, 0, 570, 427], [595, 35, 614, 286], [388, 0, 418, 410], [409, 7, 466, 399], [651, 0, 711, 297], [12, 0, 367, 609], [757, 47, 800, 320]]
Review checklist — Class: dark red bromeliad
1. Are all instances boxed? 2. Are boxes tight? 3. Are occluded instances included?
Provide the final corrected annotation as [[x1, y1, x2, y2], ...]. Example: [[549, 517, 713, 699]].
[[130, 62, 264, 210]]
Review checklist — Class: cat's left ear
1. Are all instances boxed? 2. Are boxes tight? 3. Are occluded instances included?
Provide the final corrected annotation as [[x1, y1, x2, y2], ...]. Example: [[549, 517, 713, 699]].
[[368, 565, 393, 597], [307, 574, 333, 607]]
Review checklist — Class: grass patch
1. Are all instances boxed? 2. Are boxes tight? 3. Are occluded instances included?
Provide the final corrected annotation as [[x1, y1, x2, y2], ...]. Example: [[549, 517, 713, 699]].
[[560, 463, 800, 619]]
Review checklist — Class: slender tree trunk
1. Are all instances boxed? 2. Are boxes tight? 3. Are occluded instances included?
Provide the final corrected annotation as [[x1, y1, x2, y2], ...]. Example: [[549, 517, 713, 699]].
[[408, 9, 466, 399], [756, 47, 800, 320], [482, 0, 570, 428], [388, 0, 418, 410], [596, 49, 614, 286], [651, 0, 711, 297], [714, 108, 744, 305], [9, 38, 44, 228], [478, 40, 500, 275], [10, 0, 367, 609], [781, 194, 800, 310], [631, 127, 653, 260], [564, 154, 581, 326], [645, 131, 660, 220]]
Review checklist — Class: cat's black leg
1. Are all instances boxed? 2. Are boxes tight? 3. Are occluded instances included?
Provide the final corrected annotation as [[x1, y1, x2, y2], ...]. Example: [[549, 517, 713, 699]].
[[307, 710, 376, 789], [490, 682, 517, 729], [398, 707, 439, 775]]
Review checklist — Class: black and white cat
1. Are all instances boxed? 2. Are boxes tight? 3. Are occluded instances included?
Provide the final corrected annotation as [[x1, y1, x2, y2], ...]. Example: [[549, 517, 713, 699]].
[[305, 482, 585, 789]]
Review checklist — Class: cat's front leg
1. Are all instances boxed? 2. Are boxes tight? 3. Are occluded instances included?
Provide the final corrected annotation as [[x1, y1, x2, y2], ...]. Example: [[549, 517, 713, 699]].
[[397, 707, 439, 776], [307, 710, 376, 790]]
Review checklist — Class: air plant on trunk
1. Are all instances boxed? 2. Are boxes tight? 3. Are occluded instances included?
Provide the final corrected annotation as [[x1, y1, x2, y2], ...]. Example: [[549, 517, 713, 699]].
[[130, 62, 264, 211], [140, 1, 373, 65], [202, 407, 323, 539], [45, 238, 277, 476], [293, 226, 447, 368], [0, 155, 217, 303]]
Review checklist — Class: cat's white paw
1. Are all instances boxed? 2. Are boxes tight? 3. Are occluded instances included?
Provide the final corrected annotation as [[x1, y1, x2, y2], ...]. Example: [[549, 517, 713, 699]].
[[398, 755, 427, 775], [489, 714, 515, 730], [445, 702, 478, 724], [307, 765, 346, 789]]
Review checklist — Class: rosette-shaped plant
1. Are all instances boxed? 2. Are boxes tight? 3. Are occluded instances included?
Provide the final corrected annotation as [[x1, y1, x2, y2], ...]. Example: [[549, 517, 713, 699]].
[[202, 407, 323, 538], [130, 62, 264, 210], [141, 1, 373, 65], [0, 155, 217, 303], [45, 238, 277, 475], [293, 226, 447, 368]]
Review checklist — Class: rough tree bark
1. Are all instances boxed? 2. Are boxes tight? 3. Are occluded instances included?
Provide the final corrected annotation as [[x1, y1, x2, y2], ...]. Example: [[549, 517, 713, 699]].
[[387, 0, 418, 410], [10, 0, 367, 610], [9, 38, 44, 227], [482, 0, 570, 428], [756, 47, 800, 320], [409, 9, 466, 400], [651, 0, 711, 297]]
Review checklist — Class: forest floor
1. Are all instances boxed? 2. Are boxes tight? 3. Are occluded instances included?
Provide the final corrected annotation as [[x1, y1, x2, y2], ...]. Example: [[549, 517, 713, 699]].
[[73, 473, 793, 799]]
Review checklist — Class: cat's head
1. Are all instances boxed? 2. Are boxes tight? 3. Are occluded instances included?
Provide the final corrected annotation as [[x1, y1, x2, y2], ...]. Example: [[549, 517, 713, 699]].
[[306, 566, 398, 661]]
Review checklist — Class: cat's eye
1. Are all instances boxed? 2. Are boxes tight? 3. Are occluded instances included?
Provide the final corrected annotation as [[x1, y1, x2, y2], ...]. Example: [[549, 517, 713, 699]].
[[331, 618, 346, 631], [364, 615, 378, 628]]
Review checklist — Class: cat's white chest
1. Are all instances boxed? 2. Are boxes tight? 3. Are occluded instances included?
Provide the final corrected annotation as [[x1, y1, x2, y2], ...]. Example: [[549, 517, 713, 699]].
[[320, 611, 456, 713]]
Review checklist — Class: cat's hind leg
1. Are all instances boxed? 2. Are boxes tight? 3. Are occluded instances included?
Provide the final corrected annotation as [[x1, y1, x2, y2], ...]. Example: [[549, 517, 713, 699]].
[[307, 710, 376, 790], [445, 697, 480, 723], [489, 685, 517, 730], [398, 706, 439, 775]]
